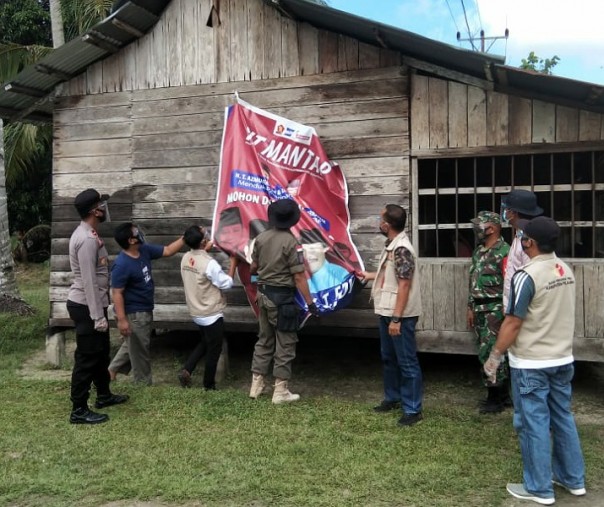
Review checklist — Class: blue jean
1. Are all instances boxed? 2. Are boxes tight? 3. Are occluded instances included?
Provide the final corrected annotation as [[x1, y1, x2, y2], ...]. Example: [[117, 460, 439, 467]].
[[511, 364, 585, 499], [379, 316, 423, 415]]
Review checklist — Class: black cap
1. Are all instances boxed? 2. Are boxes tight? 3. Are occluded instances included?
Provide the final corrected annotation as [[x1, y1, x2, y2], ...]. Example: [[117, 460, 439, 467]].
[[502, 189, 543, 216], [74, 188, 109, 216], [268, 199, 300, 229], [523, 216, 560, 248]]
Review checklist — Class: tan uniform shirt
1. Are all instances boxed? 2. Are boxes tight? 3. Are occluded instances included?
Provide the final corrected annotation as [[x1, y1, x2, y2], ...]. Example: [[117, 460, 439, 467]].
[[67, 221, 109, 320], [252, 228, 304, 287]]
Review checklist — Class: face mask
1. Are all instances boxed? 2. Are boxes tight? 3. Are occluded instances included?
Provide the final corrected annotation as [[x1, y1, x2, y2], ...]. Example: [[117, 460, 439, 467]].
[[379, 221, 389, 237], [132, 227, 145, 244], [473, 224, 492, 244]]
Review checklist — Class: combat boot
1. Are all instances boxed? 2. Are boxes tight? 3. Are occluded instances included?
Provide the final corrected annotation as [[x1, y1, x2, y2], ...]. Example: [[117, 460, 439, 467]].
[[479, 386, 504, 414], [272, 379, 300, 404], [249, 373, 266, 399]]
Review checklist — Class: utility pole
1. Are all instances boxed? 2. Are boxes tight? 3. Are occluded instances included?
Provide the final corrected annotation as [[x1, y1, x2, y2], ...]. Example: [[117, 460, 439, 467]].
[[457, 28, 509, 53]]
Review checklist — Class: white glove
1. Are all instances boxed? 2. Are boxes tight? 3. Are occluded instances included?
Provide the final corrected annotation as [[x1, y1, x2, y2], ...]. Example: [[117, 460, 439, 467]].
[[94, 317, 109, 332], [483, 349, 503, 383]]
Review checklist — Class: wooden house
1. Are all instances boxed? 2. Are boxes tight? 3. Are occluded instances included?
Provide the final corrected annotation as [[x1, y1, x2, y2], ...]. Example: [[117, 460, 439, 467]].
[[2, 0, 603, 360]]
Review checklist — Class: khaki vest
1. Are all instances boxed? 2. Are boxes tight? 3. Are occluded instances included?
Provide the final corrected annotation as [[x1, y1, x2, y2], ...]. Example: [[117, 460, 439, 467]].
[[371, 231, 422, 318], [510, 253, 575, 361], [180, 250, 226, 318]]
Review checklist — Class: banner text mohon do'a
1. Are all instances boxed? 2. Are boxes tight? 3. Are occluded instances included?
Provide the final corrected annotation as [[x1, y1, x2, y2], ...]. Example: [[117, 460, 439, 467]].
[[212, 99, 364, 316]]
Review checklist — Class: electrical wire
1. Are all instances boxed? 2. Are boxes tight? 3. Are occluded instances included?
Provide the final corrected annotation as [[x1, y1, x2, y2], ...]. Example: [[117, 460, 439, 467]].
[[445, 0, 461, 36], [460, 0, 477, 50], [475, 0, 483, 34]]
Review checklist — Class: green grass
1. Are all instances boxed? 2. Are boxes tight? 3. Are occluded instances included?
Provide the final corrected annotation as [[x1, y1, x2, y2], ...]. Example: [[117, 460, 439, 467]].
[[1, 265, 603, 507]]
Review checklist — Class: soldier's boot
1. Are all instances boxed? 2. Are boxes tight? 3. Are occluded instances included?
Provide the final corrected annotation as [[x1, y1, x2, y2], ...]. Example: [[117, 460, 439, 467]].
[[500, 380, 513, 408], [249, 373, 266, 399], [479, 387, 504, 414], [272, 379, 300, 404]]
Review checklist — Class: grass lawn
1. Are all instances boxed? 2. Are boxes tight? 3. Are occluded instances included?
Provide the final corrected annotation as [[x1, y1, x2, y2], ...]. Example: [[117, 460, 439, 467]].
[[1, 264, 603, 507]]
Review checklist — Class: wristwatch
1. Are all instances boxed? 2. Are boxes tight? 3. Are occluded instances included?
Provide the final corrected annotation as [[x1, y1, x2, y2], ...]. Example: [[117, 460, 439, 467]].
[[391, 316, 401, 323]]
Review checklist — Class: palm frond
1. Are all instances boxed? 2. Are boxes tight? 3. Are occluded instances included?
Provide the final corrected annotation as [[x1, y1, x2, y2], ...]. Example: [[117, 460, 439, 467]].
[[62, 0, 113, 41], [0, 43, 53, 84], [3, 123, 52, 187]]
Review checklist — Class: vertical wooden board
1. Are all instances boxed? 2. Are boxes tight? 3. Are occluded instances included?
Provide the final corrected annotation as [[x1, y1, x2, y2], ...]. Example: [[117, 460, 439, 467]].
[[532, 100, 555, 143], [151, 15, 168, 88], [230, 0, 249, 81], [213, 0, 231, 82], [555, 105, 579, 143], [318, 30, 338, 74], [411, 158, 419, 248], [247, 0, 264, 80], [86, 61, 103, 95], [486, 91, 508, 146], [358, 42, 380, 69], [262, 2, 281, 79], [432, 263, 456, 330], [428, 78, 448, 149], [166, 0, 183, 87], [101, 54, 118, 93], [571, 263, 585, 338], [410, 74, 429, 151], [297, 22, 319, 76], [454, 263, 470, 331], [198, 0, 215, 84], [448, 81, 468, 148], [344, 36, 359, 71], [64, 74, 86, 97], [508, 95, 532, 145], [281, 14, 299, 77], [579, 110, 602, 141], [417, 263, 433, 330], [135, 32, 150, 89], [583, 265, 604, 337], [181, 0, 199, 85], [467, 86, 486, 147], [379, 48, 400, 67]]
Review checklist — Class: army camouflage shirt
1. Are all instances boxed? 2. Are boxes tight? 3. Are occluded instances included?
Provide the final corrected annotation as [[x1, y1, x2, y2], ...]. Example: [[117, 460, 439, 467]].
[[468, 236, 510, 312]]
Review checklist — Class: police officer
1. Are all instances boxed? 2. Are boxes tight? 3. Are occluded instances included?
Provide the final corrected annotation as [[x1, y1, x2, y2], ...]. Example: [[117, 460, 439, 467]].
[[249, 199, 317, 404], [67, 189, 128, 424], [467, 211, 510, 413]]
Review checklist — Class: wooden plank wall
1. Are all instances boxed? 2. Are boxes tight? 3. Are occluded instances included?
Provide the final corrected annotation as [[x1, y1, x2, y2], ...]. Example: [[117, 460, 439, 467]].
[[411, 74, 604, 154], [50, 66, 410, 332], [61, 0, 400, 95]]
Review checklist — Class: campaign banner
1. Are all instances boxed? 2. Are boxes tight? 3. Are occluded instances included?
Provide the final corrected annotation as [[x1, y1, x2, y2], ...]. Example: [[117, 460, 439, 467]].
[[212, 98, 364, 316]]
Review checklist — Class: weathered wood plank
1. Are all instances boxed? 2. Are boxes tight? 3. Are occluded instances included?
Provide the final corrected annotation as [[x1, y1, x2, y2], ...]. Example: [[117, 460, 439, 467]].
[[213, 0, 230, 82], [53, 105, 132, 124], [247, 0, 264, 80], [54, 139, 131, 158], [150, 8, 167, 88], [417, 262, 433, 330], [53, 172, 132, 192], [410, 74, 429, 151], [135, 33, 151, 90], [579, 110, 602, 141], [432, 263, 456, 330], [132, 183, 217, 202], [343, 36, 359, 71], [467, 86, 486, 147], [54, 155, 132, 174], [318, 30, 338, 74], [340, 156, 408, 179], [346, 175, 408, 196], [55, 122, 132, 141], [508, 95, 532, 145], [133, 146, 220, 168], [230, 0, 249, 82], [281, 13, 299, 78], [297, 22, 319, 76], [583, 264, 604, 337], [532, 100, 555, 143], [454, 263, 470, 332], [263, 1, 281, 79], [55, 92, 131, 111], [571, 263, 585, 338], [181, 0, 199, 86], [379, 48, 400, 68], [428, 78, 448, 148], [486, 91, 508, 146], [134, 130, 222, 151], [86, 61, 103, 95], [358, 42, 380, 70], [198, 0, 215, 84], [555, 105, 579, 143], [132, 166, 218, 185], [448, 81, 468, 148]]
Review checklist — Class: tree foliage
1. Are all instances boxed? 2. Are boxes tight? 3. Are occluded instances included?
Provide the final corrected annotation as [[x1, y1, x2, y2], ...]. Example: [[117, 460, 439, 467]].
[[0, 0, 51, 46], [520, 51, 560, 75]]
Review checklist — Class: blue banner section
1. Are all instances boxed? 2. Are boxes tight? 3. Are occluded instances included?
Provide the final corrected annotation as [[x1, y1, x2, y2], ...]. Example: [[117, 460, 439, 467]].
[[230, 170, 265, 192], [303, 207, 330, 232], [295, 272, 357, 315]]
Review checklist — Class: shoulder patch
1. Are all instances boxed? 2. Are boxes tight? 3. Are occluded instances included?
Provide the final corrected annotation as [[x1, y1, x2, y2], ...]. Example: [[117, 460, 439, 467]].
[[296, 244, 305, 264]]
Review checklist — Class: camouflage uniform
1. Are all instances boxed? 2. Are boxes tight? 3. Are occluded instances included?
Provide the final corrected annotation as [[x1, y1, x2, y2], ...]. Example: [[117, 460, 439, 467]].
[[468, 213, 510, 387]]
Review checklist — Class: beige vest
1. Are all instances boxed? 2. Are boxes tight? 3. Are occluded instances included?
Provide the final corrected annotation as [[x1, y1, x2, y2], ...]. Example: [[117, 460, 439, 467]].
[[180, 250, 226, 317], [510, 253, 575, 361], [371, 231, 422, 318]]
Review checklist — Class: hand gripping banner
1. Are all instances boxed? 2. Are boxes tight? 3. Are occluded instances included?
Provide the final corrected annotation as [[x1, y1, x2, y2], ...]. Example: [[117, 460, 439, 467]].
[[212, 98, 364, 317]]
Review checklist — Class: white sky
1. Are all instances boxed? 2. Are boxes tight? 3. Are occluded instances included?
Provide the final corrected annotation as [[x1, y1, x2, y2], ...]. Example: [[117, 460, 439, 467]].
[[328, 0, 604, 84]]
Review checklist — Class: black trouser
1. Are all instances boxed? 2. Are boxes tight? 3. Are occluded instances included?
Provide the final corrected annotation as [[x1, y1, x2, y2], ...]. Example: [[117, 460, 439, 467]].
[[183, 317, 224, 389], [67, 301, 111, 410]]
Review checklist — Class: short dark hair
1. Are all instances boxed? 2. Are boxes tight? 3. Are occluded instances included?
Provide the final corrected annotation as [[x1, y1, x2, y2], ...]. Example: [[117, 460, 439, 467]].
[[114, 222, 134, 250], [184, 225, 204, 249], [383, 204, 407, 232]]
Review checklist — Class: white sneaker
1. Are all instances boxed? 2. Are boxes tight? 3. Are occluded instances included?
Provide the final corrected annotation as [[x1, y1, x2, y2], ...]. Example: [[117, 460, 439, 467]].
[[552, 480, 586, 496], [506, 483, 555, 505]]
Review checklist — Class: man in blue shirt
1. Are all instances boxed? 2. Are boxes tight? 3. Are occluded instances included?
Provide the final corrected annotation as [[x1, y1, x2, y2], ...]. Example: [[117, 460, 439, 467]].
[[108, 223, 184, 385]]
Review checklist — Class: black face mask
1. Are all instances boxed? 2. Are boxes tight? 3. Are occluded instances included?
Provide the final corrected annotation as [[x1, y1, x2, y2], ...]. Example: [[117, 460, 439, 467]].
[[132, 228, 145, 244], [379, 222, 389, 237]]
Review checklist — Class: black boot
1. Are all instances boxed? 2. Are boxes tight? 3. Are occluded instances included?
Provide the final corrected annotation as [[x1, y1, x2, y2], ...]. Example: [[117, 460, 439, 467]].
[[70, 407, 109, 425], [500, 382, 513, 408], [479, 387, 504, 414]]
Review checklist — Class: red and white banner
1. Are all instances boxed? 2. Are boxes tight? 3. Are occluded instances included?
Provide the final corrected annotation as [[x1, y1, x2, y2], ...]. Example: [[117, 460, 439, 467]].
[[212, 99, 364, 316]]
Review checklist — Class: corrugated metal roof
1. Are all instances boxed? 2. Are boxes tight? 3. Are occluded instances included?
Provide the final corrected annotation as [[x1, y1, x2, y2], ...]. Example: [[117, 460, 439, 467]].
[[0, 0, 170, 123], [2, 0, 604, 123]]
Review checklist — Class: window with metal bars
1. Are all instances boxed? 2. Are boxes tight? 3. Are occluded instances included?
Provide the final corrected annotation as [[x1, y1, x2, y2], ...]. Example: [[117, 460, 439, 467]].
[[416, 151, 604, 258]]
